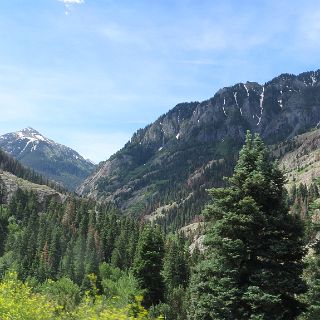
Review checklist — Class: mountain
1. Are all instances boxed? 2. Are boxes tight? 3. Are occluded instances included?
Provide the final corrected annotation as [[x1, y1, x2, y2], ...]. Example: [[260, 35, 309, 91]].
[[0, 127, 95, 191], [77, 70, 320, 229]]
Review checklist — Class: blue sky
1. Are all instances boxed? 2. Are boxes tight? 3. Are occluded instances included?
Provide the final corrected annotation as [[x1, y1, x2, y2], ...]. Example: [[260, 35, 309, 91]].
[[0, 0, 320, 162]]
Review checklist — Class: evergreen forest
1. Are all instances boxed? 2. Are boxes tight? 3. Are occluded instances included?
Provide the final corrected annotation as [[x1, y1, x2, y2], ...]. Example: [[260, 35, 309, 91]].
[[1, 132, 320, 319]]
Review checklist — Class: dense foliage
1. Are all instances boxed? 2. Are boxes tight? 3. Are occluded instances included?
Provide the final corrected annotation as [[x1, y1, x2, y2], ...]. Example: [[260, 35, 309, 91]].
[[2, 133, 320, 319], [0, 148, 64, 192], [132, 225, 165, 308], [0, 271, 158, 319], [188, 132, 306, 319], [0, 184, 190, 318]]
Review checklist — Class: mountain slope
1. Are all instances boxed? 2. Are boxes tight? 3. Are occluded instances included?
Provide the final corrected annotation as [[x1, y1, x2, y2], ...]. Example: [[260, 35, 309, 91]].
[[0, 148, 66, 205], [0, 128, 95, 191], [0, 170, 66, 205], [272, 128, 320, 188], [78, 70, 320, 229]]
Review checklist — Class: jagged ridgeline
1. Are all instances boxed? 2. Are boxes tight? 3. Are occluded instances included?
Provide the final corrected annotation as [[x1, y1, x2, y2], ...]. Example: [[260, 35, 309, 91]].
[[78, 70, 320, 231]]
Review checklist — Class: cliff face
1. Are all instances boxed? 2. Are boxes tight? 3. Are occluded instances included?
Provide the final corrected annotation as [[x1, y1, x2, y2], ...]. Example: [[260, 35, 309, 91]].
[[77, 70, 320, 222]]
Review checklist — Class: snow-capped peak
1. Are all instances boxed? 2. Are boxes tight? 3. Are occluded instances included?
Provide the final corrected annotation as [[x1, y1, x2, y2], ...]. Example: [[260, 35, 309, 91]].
[[0, 127, 55, 155], [16, 127, 52, 145]]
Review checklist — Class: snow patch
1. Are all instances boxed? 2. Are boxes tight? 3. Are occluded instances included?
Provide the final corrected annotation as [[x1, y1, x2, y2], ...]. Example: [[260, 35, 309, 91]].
[[16, 128, 51, 145], [257, 86, 264, 125], [35, 134, 46, 141], [256, 115, 261, 125], [233, 92, 242, 115], [222, 106, 227, 116], [17, 132, 25, 139], [31, 141, 39, 152], [233, 92, 238, 107], [243, 84, 249, 97], [20, 140, 33, 154]]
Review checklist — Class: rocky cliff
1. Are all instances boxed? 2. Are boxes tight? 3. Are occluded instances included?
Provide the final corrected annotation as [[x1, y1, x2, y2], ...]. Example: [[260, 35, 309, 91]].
[[77, 70, 320, 227]]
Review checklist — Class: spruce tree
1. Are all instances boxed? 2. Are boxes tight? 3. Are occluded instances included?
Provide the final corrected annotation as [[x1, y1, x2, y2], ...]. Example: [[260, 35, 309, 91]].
[[188, 132, 306, 320], [132, 224, 165, 308], [162, 234, 190, 320], [162, 234, 189, 293]]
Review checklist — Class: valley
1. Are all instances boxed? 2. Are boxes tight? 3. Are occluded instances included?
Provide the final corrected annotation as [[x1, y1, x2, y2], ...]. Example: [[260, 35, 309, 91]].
[[1, 69, 320, 319]]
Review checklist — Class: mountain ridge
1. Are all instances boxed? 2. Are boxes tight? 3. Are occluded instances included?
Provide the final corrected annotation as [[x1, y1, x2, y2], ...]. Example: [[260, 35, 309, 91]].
[[76, 69, 320, 229], [0, 127, 95, 191]]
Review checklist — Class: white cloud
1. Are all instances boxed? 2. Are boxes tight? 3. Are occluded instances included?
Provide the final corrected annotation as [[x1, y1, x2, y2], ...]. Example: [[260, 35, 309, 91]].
[[59, 0, 84, 4], [58, 0, 84, 15]]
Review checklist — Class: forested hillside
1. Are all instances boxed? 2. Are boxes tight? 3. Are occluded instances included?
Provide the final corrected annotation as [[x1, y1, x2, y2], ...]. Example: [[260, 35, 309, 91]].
[[1, 71, 320, 319], [1, 132, 320, 319], [2, 0, 320, 318], [0, 148, 64, 192]]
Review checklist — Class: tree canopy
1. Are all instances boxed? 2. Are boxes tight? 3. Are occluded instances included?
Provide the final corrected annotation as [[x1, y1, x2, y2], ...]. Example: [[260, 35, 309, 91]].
[[188, 131, 306, 320]]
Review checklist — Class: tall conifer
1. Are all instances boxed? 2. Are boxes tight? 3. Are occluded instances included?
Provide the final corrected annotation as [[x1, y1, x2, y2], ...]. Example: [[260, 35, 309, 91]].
[[132, 224, 165, 308], [188, 132, 306, 319]]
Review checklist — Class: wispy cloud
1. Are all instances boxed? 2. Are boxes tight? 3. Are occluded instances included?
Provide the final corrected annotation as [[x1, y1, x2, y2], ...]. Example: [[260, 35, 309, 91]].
[[58, 0, 84, 15], [60, 0, 84, 3]]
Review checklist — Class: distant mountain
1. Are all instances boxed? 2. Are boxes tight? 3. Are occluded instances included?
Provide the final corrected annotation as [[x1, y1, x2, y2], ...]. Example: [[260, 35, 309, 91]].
[[77, 70, 320, 230], [0, 127, 95, 191]]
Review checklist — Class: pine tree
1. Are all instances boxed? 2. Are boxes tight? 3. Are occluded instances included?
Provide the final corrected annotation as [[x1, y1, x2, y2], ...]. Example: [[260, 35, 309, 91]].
[[162, 234, 190, 320], [132, 224, 165, 308], [188, 132, 306, 320], [162, 234, 189, 294]]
